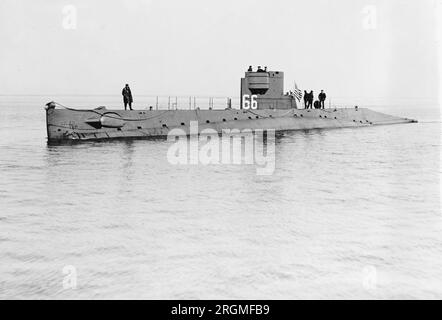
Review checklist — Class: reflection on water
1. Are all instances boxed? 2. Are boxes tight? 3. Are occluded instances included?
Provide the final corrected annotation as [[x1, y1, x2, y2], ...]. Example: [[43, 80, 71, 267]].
[[0, 98, 441, 299]]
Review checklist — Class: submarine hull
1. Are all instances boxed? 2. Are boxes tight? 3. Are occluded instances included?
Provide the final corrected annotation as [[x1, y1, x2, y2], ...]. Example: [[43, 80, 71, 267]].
[[46, 107, 416, 142]]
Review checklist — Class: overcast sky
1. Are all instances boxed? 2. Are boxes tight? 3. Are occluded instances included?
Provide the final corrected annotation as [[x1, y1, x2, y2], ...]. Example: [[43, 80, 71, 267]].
[[0, 0, 439, 105]]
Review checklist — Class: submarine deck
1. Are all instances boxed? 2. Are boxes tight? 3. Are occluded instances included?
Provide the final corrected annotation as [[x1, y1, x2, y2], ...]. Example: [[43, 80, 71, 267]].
[[46, 107, 417, 142]]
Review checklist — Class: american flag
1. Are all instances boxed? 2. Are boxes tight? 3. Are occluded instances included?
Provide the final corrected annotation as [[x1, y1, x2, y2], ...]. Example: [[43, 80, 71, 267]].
[[293, 82, 302, 102]]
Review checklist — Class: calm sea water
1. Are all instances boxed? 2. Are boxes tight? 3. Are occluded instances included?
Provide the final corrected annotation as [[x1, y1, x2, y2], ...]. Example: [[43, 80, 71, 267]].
[[0, 96, 441, 299]]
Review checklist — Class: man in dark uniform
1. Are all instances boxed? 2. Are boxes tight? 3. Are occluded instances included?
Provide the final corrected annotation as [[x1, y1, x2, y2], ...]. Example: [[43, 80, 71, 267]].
[[303, 90, 308, 109], [122, 84, 133, 110], [318, 90, 326, 109], [308, 90, 314, 109]]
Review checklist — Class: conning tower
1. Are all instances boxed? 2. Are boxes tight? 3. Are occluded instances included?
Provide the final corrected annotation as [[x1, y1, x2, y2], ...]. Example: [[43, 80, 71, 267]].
[[240, 69, 298, 110]]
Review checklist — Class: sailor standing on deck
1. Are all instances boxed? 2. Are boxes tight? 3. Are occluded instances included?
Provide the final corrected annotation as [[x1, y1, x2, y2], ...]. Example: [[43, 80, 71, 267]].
[[303, 90, 308, 109], [308, 91, 314, 109], [318, 90, 326, 109], [122, 84, 133, 110]]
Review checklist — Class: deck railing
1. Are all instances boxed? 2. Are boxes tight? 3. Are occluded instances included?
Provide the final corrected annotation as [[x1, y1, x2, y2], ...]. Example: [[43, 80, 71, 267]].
[[134, 96, 239, 110]]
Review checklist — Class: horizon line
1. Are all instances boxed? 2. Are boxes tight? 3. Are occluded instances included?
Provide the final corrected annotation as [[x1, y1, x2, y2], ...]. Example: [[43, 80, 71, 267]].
[[0, 94, 439, 102]]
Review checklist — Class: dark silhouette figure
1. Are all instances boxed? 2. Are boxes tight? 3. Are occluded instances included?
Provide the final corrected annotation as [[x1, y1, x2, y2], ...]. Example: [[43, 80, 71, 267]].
[[318, 90, 326, 109], [247, 65, 253, 72], [303, 90, 308, 109], [308, 91, 314, 109], [257, 66, 264, 72], [122, 84, 133, 110]]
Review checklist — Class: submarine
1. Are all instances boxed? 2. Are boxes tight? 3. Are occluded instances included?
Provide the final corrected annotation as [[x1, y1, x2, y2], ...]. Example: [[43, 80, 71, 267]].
[[45, 68, 416, 142]]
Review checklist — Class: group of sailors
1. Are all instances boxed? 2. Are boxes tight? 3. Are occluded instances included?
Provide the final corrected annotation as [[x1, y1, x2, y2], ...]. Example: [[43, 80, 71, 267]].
[[303, 90, 327, 109], [248, 65, 267, 72]]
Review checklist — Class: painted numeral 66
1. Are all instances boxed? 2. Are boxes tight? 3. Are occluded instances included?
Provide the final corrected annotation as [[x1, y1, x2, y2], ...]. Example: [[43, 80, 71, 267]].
[[242, 94, 258, 110]]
